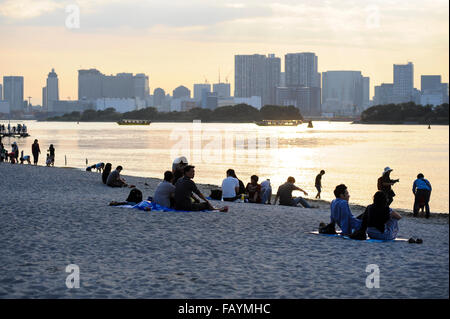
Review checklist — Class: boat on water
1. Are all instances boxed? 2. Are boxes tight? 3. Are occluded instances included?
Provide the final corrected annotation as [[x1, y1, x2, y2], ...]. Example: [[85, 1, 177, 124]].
[[255, 119, 302, 126], [117, 119, 151, 125]]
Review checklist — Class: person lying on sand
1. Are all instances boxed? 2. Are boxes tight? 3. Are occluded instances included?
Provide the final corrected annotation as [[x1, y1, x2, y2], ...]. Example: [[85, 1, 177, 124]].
[[174, 165, 228, 212], [106, 165, 135, 188], [273, 176, 312, 208], [330, 184, 362, 235]]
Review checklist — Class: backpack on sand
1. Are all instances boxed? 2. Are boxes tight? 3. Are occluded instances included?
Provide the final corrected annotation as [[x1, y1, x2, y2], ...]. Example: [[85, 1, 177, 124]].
[[126, 188, 143, 203]]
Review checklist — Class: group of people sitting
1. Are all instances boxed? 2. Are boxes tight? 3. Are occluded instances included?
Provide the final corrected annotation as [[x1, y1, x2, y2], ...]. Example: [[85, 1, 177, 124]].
[[322, 184, 403, 241]]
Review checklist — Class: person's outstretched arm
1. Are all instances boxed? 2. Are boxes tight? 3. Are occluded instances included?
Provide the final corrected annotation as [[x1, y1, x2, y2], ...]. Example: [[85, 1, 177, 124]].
[[294, 185, 308, 196]]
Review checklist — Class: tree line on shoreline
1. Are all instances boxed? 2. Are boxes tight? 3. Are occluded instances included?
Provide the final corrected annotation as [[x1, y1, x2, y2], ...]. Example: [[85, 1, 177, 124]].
[[46, 104, 304, 122], [360, 102, 449, 124]]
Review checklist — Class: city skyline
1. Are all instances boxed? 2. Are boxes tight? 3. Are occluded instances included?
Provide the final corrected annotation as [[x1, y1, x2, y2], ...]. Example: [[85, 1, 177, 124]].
[[0, 0, 448, 103]]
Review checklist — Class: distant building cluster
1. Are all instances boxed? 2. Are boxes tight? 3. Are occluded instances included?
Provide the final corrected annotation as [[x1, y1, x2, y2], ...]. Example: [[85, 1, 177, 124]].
[[373, 62, 449, 107], [0, 55, 448, 118]]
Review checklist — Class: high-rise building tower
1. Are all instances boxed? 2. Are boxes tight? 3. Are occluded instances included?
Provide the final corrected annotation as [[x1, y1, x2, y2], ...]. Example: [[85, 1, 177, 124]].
[[393, 62, 414, 103], [285, 52, 320, 88], [0, 83, 3, 100], [3, 76, 24, 112], [213, 83, 231, 99], [46, 68, 59, 112], [234, 54, 280, 106], [193, 83, 211, 101]]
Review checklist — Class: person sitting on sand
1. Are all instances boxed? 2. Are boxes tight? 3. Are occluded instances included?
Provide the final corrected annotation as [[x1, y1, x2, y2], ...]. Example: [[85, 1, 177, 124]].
[[102, 163, 112, 184], [246, 175, 262, 203], [274, 176, 311, 208], [330, 184, 362, 235], [412, 173, 432, 218], [315, 170, 325, 199], [106, 166, 134, 188], [221, 169, 240, 202], [362, 191, 402, 240], [174, 165, 228, 212], [260, 179, 272, 204], [153, 171, 176, 208]]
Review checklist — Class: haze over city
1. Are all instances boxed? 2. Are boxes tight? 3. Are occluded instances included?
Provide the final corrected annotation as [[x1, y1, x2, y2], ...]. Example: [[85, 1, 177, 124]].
[[0, 0, 448, 103]]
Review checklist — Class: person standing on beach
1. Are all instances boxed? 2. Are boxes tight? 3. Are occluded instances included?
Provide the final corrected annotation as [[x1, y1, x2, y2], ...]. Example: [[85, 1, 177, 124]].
[[174, 165, 228, 212], [330, 184, 362, 235], [48, 144, 55, 166], [273, 176, 311, 208], [32, 139, 40, 165], [412, 173, 432, 218], [377, 167, 399, 207], [315, 170, 325, 199], [11, 142, 19, 163]]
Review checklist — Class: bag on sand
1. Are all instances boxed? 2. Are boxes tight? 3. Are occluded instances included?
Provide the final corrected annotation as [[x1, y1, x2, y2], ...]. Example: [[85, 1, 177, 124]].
[[210, 189, 222, 200], [319, 222, 337, 234], [126, 188, 143, 203], [349, 229, 367, 240]]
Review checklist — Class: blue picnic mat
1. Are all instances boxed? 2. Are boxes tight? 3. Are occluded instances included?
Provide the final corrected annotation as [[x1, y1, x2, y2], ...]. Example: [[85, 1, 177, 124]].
[[115, 201, 210, 212], [309, 231, 409, 243]]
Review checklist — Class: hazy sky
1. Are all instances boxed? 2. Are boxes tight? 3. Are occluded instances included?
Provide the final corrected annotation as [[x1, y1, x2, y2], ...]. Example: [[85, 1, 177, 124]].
[[0, 0, 448, 105]]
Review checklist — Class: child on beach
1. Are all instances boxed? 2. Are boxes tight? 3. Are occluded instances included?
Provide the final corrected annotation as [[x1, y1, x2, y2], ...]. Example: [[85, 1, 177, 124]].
[[315, 170, 325, 199]]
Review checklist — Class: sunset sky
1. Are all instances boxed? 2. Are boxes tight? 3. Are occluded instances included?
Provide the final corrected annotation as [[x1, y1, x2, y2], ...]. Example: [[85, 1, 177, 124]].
[[0, 0, 448, 105]]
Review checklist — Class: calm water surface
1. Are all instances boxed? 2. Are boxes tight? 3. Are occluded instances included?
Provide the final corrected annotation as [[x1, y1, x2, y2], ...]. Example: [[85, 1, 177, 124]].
[[3, 120, 449, 213]]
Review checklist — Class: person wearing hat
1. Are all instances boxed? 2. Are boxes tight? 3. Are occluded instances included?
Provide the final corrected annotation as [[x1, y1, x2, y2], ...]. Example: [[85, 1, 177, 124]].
[[172, 156, 188, 185], [377, 167, 399, 207]]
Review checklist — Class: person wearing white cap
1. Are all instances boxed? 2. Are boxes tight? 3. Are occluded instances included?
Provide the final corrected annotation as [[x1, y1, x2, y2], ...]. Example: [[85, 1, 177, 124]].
[[377, 167, 399, 206], [172, 156, 188, 185]]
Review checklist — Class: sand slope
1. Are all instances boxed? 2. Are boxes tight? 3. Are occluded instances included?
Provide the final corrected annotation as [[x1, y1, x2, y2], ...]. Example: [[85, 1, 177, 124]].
[[0, 163, 448, 298]]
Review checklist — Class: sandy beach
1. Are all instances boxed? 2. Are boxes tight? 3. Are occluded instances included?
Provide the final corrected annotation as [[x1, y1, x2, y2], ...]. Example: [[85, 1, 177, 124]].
[[0, 163, 448, 298]]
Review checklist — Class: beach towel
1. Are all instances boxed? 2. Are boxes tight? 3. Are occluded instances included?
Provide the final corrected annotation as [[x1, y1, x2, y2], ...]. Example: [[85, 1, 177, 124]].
[[114, 200, 211, 212], [309, 231, 409, 243]]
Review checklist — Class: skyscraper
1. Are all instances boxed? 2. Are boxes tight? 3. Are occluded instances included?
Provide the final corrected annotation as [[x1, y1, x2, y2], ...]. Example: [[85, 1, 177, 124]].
[[212, 83, 231, 99], [78, 69, 150, 100], [285, 52, 320, 88], [420, 75, 449, 106], [373, 83, 394, 106], [153, 88, 166, 107], [0, 84, 2, 100], [234, 54, 280, 106], [3, 76, 24, 112], [393, 62, 414, 103], [322, 71, 365, 115], [46, 68, 59, 112], [193, 83, 211, 101]]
